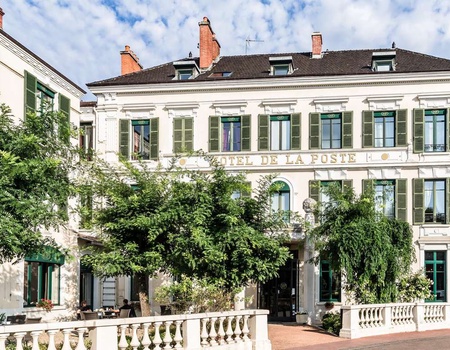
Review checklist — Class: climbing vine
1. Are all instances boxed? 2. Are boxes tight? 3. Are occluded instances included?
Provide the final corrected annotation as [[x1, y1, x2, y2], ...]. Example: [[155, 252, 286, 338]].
[[309, 183, 415, 304]]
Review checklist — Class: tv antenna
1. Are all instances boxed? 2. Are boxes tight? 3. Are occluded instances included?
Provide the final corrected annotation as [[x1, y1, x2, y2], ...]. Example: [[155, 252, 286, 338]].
[[245, 37, 264, 54]]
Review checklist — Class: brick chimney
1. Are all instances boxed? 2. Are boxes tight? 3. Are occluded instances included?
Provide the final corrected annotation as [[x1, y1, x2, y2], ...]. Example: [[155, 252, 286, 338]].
[[311, 32, 322, 59], [120, 45, 143, 75], [199, 17, 220, 69], [0, 8, 5, 30]]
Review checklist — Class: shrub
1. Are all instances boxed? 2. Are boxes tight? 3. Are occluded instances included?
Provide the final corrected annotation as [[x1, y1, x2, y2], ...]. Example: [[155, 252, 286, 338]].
[[322, 312, 341, 335], [396, 270, 433, 302]]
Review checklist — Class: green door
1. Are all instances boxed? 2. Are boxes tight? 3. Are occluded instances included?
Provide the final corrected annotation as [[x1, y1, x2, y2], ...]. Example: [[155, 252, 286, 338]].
[[425, 251, 446, 302]]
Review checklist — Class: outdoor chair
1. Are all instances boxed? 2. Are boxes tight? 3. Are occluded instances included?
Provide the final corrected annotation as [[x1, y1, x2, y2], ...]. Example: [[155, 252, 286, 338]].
[[119, 309, 131, 318], [6, 315, 26, 324], [82, 311, 99, 320]]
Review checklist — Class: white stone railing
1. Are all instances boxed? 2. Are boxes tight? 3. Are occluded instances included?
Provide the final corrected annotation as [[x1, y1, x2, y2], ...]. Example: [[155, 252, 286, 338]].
[[0, 309, 271, 350], [340, 302, 450, 339]]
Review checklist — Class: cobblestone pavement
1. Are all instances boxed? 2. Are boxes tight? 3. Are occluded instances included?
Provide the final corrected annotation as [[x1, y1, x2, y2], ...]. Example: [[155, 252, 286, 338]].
[[268, 323, 450, 350]]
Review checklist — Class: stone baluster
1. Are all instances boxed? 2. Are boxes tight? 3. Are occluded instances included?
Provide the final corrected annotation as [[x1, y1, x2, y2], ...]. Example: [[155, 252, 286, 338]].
[[242, 315, 250, 342], [13, 332, 26, 350], [0, 334, 8, 350], [200, 318, 209, 346], [217, 317, 225, 345], [234, 315, 242, 342], [61, 329, 73, 350], [118, 325, 129, 350], [75, 328, 88, 350], [153, 322, 163, 348], [209, 317, 218, 346], [140, 323, 152, 350], [225, 315, 235, 344], [130, 323, 140, 350], [30, 330, 42, 350], [173, 320, 183, 348], [163, 320, 172, 348], [47, 329, 59, 350]]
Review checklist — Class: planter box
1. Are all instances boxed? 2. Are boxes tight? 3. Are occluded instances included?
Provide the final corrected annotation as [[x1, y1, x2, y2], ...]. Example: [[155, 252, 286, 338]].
[[296, 314, 308, 324]]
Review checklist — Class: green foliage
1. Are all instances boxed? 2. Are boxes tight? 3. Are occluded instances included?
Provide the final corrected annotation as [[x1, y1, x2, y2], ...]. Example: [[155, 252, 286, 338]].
[[154, 275, 237, 313], [310, 183, 415, 304], [79, 152, 292, 306], [397, 270, 433, 302], [0, 103, 76, 262], [322, 312, 341, 335]]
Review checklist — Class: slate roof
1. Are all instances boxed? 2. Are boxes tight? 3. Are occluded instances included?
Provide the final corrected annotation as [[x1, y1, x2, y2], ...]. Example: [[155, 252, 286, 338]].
[[87, 48, 450, 87]]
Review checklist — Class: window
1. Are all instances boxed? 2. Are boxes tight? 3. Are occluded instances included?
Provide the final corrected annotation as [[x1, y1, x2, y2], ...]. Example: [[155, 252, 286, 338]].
[[80, 122, 94, 160], [173, 60, 199, 81], [425, 110, 446, 152], [309, 112, 353, 150], [271, 181, 290, 221], [23, 247, 65, 307], [119, 119, 159, 160], [374, 180, 395, 218], [173, 118, 193, 153], [425, 251, 446, 302], [413, 178, 449, 224], [36, 82, 55, 112], [209, 116, 250, 152], [178, 69, 192, 80], [258, 114, 301, 151], [321, 114, 341, 149], [231, 182, 251, 199], [425, 180, 446, 223], [371, 51, 396, 72], [269, 56, 293, 76], [320, 260, 341, 302], [209, 72, 232, 77], [363, 110, 406, 148]]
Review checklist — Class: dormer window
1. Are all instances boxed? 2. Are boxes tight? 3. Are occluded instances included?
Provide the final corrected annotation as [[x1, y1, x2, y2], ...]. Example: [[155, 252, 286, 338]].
[[269, 56, 293, 76], [372, 51, 396, 72], [209, 71, 233, 78], [173, 60, 200, 80]]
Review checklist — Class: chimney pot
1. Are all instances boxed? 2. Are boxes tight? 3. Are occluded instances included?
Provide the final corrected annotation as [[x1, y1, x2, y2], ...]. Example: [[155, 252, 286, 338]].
[[199, 16, 220, 69], [311, 32, 323, 59], [120, 45, 143, 75], [0, 8, 5, 30]]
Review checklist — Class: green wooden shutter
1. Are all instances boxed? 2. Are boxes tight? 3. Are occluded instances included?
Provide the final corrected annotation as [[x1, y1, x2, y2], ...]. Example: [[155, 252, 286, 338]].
[[396, 109, 407, 147], [209, 116, 220, 152], [173, 118, 183, 153], [24, 71, 37, 115], [258, 114, 269, 151], [241, 115, 251, 151], [413, 109, 424, 153], [58, 94, 70, 144], [309, 180, 320, 203], [362, 111, 374, 148], [362, 179, 374, 194], [309, 113, 320, 149], [290, 113, 301, 150], [447, 109, 450, 152], [413, 178, 424, 224], [184, 118, 193, 152], [119, 120, 130, 159], [447, 178, 450, 224], [150, 118, 159, 160], [342, 111, 353, 149], [342, 180, 353, 191], [396, 179, 407, 222]]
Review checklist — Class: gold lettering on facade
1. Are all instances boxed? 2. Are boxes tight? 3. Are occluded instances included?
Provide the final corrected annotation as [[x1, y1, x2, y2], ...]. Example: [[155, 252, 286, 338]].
[[245, 156, 253, 165], [321, 154, 328, 163], [236, 156, 244, 165], [311, 154, 318, 164], [261, 156, 268, 165], [286, 155, 294, 164], [295, 155, 304, 164], [228, 156, 235, 165], [339, 154, 346, 163], [270, 156, 278, 165], [348, 153, 356, 162], [330, 154, 337, 163]]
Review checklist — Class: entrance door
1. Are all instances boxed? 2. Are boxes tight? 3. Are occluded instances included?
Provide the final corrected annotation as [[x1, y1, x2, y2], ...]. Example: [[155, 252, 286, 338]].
[[259, 254, 298, 322], [80, 263, 93, 308], [425, 251, 446, 302]]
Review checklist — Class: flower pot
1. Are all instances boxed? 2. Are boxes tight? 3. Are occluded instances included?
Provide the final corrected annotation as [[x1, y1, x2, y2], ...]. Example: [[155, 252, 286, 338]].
[[296, 313, 308, 324]]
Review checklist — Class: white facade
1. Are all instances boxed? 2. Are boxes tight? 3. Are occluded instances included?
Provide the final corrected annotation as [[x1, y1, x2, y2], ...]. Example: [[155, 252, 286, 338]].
[[0, 25, 84, 320]]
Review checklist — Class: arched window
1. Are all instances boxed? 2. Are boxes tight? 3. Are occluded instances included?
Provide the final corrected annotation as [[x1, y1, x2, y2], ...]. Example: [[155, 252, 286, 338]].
[[271, 181, 290, 220]]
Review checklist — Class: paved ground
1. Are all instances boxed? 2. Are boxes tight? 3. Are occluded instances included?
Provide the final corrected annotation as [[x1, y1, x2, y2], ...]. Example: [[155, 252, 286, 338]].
[[268, 323, 450, 350]]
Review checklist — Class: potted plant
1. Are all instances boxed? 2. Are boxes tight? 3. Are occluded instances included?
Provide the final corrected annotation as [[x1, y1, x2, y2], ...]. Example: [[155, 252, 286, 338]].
[[37, 298, 54, 312], [295, 311, 308, 324], [324, 301, 334, 310]]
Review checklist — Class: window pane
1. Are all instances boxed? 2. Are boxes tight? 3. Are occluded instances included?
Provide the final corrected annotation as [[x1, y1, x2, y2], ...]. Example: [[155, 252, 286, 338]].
[[322, 120, 331, 149], [51, 265, 60, 304], [281, 120, 290, 150], [232, 122, 241, 151], [271, 121, 280, 151], [331, 119, 341, 148]]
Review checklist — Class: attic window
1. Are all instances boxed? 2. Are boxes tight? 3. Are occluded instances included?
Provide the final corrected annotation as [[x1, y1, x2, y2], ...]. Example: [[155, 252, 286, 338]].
[[269, 56, 293, 76], [173, 60, 200, 80], [372, 51, 396, 72], [209, 72, 233, 77]]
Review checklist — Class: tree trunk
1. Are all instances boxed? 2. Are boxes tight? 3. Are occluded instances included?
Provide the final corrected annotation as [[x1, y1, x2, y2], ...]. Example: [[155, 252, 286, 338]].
[[137, 273, 151, 316]]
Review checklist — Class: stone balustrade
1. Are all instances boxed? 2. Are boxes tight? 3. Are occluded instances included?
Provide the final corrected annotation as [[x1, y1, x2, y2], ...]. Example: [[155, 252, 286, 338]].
[[340, 302, 450, 339], [0, 309, 271, 350]]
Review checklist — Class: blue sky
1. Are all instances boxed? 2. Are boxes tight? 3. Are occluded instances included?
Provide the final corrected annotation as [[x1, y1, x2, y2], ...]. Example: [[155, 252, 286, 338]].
[[2, 0, 450, 100]]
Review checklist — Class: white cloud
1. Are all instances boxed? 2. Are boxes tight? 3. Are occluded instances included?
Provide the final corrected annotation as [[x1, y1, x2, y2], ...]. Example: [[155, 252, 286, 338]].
[[2, 0, 450, 100]]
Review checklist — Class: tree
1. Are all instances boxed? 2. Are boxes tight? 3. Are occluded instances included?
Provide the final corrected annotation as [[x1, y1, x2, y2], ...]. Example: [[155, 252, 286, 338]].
[[79, 154, 292, 315], [0, 103, 75, 262], [309, 183, 414, 304]]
